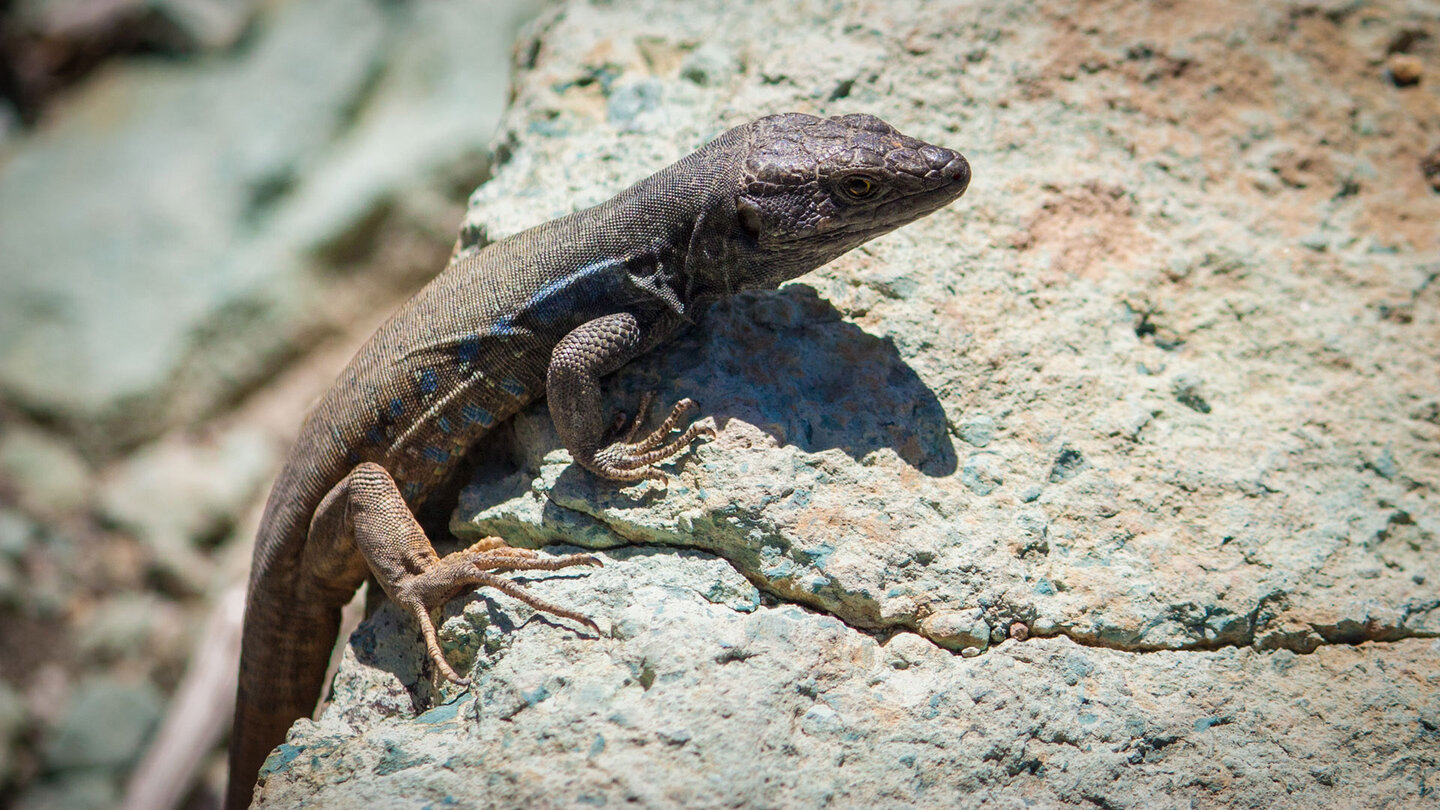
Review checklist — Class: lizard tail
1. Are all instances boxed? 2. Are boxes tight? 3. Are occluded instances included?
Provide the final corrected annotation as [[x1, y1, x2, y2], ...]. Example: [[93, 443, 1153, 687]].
[[224, 571, 347, 810]]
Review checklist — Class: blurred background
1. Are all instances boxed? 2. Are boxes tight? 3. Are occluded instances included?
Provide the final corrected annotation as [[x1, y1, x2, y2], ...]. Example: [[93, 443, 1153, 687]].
[[0, 0, 543, 806]]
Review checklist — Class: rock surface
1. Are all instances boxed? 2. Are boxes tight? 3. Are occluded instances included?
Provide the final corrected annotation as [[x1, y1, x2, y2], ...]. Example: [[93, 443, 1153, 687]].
[[263, 552, 1437, 809], [256, 0, 1440, 806]]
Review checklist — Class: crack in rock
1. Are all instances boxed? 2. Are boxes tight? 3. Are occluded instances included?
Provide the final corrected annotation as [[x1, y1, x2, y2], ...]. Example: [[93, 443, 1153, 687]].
[[494, 491, 1440, 659]]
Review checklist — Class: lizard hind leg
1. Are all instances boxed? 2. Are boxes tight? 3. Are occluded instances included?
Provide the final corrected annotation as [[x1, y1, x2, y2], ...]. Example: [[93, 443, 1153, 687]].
[[322, 463, 602, 686], [392, 541, 603, 685]]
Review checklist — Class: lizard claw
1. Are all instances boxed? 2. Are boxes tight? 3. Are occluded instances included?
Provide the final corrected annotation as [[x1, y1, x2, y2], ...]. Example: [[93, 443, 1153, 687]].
[[393, 540, 603, 684], [589, 397, 713, 482]]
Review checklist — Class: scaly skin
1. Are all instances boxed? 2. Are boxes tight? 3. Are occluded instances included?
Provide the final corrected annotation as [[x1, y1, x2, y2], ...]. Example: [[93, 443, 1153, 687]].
[[226, 112, 969, 809]]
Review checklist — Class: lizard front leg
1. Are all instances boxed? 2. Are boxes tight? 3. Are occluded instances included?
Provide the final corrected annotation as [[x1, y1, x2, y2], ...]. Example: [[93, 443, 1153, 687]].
[[548, 312, 715, 481], [306, 462, 601, 685]]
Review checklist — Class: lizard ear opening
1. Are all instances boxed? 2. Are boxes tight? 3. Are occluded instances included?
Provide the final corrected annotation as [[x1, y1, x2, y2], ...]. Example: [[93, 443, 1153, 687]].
[[736, 196, 763, 240]]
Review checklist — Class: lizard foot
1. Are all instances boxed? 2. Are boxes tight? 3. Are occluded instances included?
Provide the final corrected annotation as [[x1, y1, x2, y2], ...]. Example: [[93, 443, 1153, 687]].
[[393, 537, 602, 685], [592, 395, 716, 482]]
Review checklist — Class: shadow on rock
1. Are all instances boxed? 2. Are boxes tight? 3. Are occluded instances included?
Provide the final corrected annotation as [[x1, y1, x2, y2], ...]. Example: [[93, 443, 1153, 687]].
[[597, 283, 958, 478]]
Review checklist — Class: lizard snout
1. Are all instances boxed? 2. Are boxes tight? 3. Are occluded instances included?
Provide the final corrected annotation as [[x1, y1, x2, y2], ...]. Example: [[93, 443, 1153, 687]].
[[919, 144, 970, 191], [940, 152, 971, 191]]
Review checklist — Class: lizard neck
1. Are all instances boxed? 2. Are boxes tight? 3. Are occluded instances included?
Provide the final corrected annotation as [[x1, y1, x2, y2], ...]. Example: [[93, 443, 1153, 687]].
[[584, 130, 749, 316]]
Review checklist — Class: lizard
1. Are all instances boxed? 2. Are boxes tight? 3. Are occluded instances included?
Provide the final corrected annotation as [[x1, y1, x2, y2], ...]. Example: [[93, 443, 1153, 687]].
[[225, 112, 970, 809]]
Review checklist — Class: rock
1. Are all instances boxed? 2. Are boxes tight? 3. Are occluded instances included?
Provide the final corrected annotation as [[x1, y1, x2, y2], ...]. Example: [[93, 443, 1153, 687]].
[[957, 413, 996, 447], [679, 43, 741, 88], [1170, 372, 1212, 414], [97, 427, 275, 591], [3, 0, 260, 125], [260, 0, 1440, 805], [10, 0, 257, 56], [960, 451, 1004, 495], [255, 551, 1440, 808], [0, 425, 92, 516], [73, 592, 187, 666], [920, 608, 991, 652], [0, 549, 20, 607], [0, 508, 73, 619], [13, 771, 117, 810], [41, 677, 162, 772], [1386, 53, 1423, 86], [1047, 444, 1088, 483], [448, 0, 1439, 665]]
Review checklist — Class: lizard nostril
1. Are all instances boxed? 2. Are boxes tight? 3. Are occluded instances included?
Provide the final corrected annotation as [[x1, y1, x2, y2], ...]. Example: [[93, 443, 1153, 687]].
[[945, 154, 971, 189]]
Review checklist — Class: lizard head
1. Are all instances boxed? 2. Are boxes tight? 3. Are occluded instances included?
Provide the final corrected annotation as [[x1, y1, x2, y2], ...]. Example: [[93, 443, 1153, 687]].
[[727, 112, 970, 286]]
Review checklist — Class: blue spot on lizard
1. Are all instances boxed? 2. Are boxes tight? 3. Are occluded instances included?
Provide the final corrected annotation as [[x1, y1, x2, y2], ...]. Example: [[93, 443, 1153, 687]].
[[461, 404, 493, 426], [455, 336, 481, 365]]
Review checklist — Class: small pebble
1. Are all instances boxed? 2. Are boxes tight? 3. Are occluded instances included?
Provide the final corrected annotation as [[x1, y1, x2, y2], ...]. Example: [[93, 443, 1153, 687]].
[[958, 415, 996, 447], [1387, 54, 1422, 87], [1009, 623, 1030, 641], [961, 453, 1003, 496]]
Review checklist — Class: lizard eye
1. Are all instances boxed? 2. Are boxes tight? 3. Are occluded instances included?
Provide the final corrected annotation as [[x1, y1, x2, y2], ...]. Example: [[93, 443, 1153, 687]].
[[840, 174, 877, 200]]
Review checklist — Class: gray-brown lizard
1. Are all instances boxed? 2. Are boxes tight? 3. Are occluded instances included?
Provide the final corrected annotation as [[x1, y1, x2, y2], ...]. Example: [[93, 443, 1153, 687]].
[[226, 112, 969, 808]]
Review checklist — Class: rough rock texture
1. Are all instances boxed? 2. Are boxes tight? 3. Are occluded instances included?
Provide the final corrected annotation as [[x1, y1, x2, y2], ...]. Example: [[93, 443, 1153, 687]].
[[259, 553, 1438, 808], [255, 0, 1436, 805]]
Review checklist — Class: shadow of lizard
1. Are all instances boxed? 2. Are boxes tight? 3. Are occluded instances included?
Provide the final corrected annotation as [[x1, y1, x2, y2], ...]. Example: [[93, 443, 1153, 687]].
[[620, 283, 957, 478]]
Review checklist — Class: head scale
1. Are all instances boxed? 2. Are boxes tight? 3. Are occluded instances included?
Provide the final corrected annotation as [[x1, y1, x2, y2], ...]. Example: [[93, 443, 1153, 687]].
[[720, 112, 970, 288]]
